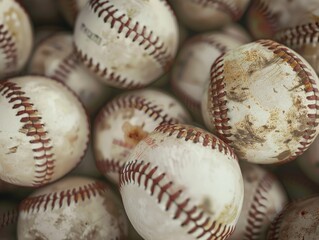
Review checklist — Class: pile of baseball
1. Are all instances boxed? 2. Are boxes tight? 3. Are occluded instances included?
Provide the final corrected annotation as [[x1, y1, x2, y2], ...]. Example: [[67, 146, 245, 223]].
[[1, 0, 319, 239]]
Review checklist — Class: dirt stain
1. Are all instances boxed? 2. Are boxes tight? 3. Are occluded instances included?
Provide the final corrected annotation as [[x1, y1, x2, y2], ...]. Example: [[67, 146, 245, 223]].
[[122, 121, 148, 147]]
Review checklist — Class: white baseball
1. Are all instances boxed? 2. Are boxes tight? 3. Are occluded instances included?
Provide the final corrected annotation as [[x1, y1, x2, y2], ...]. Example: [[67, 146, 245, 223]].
[[120, 123, 244, 240], [171, 28, 250, 122], [28, 32, 112, 115], [0, 0, 33, 78], [94, 88, 192, 185], [229, 162, 288, 240], [266, 195, 319, 239], [0, 76, 89, 187], [202, 39, 319, 164], [73, 0, 179, 89], [17, 176, 128, 240], [169, 0, 250, 31]]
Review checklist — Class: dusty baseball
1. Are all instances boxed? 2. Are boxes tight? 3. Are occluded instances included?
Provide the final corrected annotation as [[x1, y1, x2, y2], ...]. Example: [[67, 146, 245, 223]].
[[120, 123, 244, 240], [29, 32, 112, 115], [171, 28, 250, 122], [0, 75, 89, 187], [94, 88, 192, 185], [266, 195, 319, 239], [202, 39, 319, 164], [229, 162, 288, 240], [0, 0, 33, 79], [17, 176, 128, 240], [169, 0, 250, 31], [73, 0, 179, 89]]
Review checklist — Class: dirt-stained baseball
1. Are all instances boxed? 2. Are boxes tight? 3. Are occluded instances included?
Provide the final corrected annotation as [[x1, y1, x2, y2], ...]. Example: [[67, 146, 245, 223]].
[[266, 195, 319, 239], [29, 32, 112, 115], [229, 162, 288, 240], [73, 0, 179, 89], [120, 123, 244, 240], [171, 27, 250, 122], [0, 0, 33, 79], [94, 88, 192, 185], [202, 39, 319, 164], [0, 75, 89, 187], [17, 176, 128, 240]]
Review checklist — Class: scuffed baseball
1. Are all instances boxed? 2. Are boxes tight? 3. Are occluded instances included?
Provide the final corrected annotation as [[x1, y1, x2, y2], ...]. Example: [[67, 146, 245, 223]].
[[0, 0, 33, 79], [0, 76, 89, 187], [120, 123, 244, 240], [202, 39, 319, 164], [171, 28, 250, 122], [229, 162, 288, 240], [28, 32, 112, 115], [169, 0, 250, 31], [17, 176, 128, 240], [94, 88, 192, 185], [74, 0, 179, 89], [266, 195, 319, 239]]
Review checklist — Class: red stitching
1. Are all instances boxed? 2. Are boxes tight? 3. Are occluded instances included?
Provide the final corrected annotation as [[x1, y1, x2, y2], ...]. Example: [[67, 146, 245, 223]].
[[266, 204, 287, 240], [19, 181, 108, 213], [50, 53, 78, 83], [209, 53, 232, 144], [95, 94, 181, 177], [155, 124, 237, 159], [0, 207, 18, 229], [0, 24, 18, 75], [96, 158, 122, 176], [74, 45, 143, 89], [257, 39, 319, 162], [247, 0, 279, 35], [171, 35, 229, 114], [188, 0, 242, 20], [120, 160, 235, 240], [0, 80, 55, 186], [243, 173, 275, 239], [276, 22, 319, 47]]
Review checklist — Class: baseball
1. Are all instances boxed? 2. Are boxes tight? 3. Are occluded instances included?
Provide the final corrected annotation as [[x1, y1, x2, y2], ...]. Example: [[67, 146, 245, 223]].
[[229, 162, 288, 240], [202, 39, 319, 164], [169, 0, 250, 31], [120, 123, 244, 240], [0, 75, 89, 187], [266, 195, 319, 239], [17, 176, 129, 240], [0, 0, 33, 79], [94, 88, 192, 185], [276, 3, 319, 74], [73, 0, 179, 89], [28, 31, 112, 115], [171, 27, 250, 122]]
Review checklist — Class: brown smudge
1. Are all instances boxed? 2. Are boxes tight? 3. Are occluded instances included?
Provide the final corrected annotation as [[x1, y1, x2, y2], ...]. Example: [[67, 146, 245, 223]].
[[6, 146, 18, 154], [122, 121, 148, 147], [198, 197, 214, 215], [277, 150, 291, 161]]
